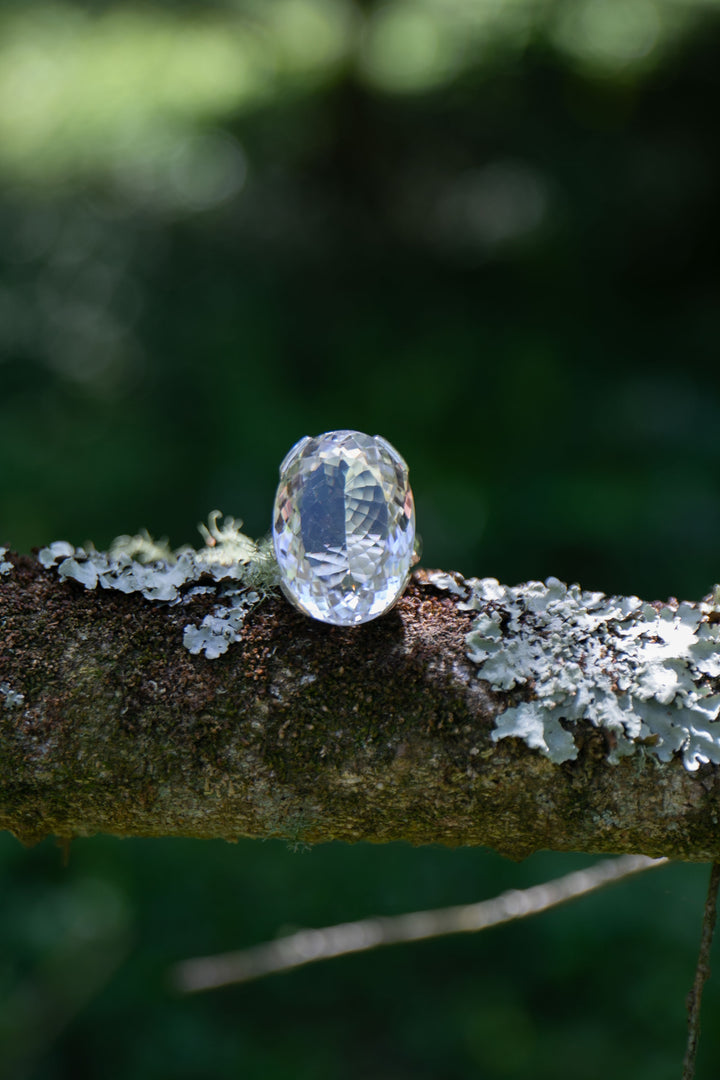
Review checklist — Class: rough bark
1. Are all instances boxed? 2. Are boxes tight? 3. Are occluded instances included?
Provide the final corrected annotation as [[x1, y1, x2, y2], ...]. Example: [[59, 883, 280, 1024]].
[[1, 552, 720, 860]]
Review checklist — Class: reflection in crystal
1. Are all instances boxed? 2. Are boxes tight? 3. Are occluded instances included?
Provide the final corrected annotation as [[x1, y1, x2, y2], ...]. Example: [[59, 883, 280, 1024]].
[[273, 430, 415, 625]]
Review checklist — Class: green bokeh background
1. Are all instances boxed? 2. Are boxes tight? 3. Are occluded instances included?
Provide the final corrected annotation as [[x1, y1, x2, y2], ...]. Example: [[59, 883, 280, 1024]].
[[2, 1, 720, 1076]]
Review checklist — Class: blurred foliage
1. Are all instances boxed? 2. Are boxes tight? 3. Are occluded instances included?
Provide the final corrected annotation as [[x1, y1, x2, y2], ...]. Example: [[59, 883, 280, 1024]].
[[2, 0, 720, 1076], [0, 837, 717, 1080], [3, 0, 720, 597]]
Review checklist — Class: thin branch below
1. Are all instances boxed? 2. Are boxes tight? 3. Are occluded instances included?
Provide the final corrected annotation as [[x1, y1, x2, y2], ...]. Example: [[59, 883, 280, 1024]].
[[174, 854, 668, 992], [682, 861, 720, 1080]]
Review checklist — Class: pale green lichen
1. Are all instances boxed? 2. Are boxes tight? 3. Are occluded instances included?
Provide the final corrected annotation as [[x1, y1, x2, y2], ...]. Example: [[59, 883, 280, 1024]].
[[183, 588, 261, 659], [459, 576, 720, 772], [0, 547, 12, 575], [0, 682, 24, 708], [38, 512, 280, 655]]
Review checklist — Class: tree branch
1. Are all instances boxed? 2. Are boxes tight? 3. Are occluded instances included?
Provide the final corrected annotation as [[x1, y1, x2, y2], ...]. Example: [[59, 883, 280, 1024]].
[[2, 548, 720, 859], [682, 861, 720, 1080], [174, 854, 668, 992]]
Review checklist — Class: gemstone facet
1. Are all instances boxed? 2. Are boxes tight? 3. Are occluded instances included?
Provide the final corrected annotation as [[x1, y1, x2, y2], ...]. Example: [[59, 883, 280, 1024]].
[[272, 430, 416, 626]]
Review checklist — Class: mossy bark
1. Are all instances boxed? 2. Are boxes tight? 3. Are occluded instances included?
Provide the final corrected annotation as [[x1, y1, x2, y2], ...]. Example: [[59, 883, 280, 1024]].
[[1, 554, 720, 860]]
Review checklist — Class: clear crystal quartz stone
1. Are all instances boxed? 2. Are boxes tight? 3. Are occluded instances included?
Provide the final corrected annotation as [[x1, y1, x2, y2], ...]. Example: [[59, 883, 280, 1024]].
[[272, 430, 416, 626]]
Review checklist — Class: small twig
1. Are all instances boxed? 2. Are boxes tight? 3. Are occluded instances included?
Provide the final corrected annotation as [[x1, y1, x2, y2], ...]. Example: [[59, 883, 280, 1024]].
[[681, 861, 720, 1080], [174, 853, 667, 993]]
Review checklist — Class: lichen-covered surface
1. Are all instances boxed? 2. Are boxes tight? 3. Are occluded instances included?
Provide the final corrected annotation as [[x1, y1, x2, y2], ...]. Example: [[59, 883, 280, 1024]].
[[38, 514, 277, 658], [459, 576, 720, 771], [1, 542, 720, 860]]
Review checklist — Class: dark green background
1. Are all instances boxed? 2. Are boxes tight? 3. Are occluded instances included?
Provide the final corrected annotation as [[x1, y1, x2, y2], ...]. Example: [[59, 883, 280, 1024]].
[[2, 1, 720, 1076]]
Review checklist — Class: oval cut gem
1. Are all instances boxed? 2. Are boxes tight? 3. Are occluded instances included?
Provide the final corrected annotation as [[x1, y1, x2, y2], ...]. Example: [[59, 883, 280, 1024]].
[[272, 430, 416, 626]]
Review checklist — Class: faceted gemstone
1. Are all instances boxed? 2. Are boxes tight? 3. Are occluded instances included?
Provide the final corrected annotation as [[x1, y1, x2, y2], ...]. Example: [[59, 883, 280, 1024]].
[[272, 430, 416, 626]]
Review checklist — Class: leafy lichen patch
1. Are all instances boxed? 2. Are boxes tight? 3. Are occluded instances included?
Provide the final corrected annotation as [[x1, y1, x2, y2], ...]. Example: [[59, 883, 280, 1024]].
[[459, 576, 720, 772], [415, 569, 469, 598], [183, 589, 261, 659], [0, 548, 13, 576], [0, 682, 24, 708], [38, 513, 279, 653]]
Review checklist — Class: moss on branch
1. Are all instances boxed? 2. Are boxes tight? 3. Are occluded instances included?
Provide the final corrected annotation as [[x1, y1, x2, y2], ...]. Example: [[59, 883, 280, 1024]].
[[1, 540, 720, 861]]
